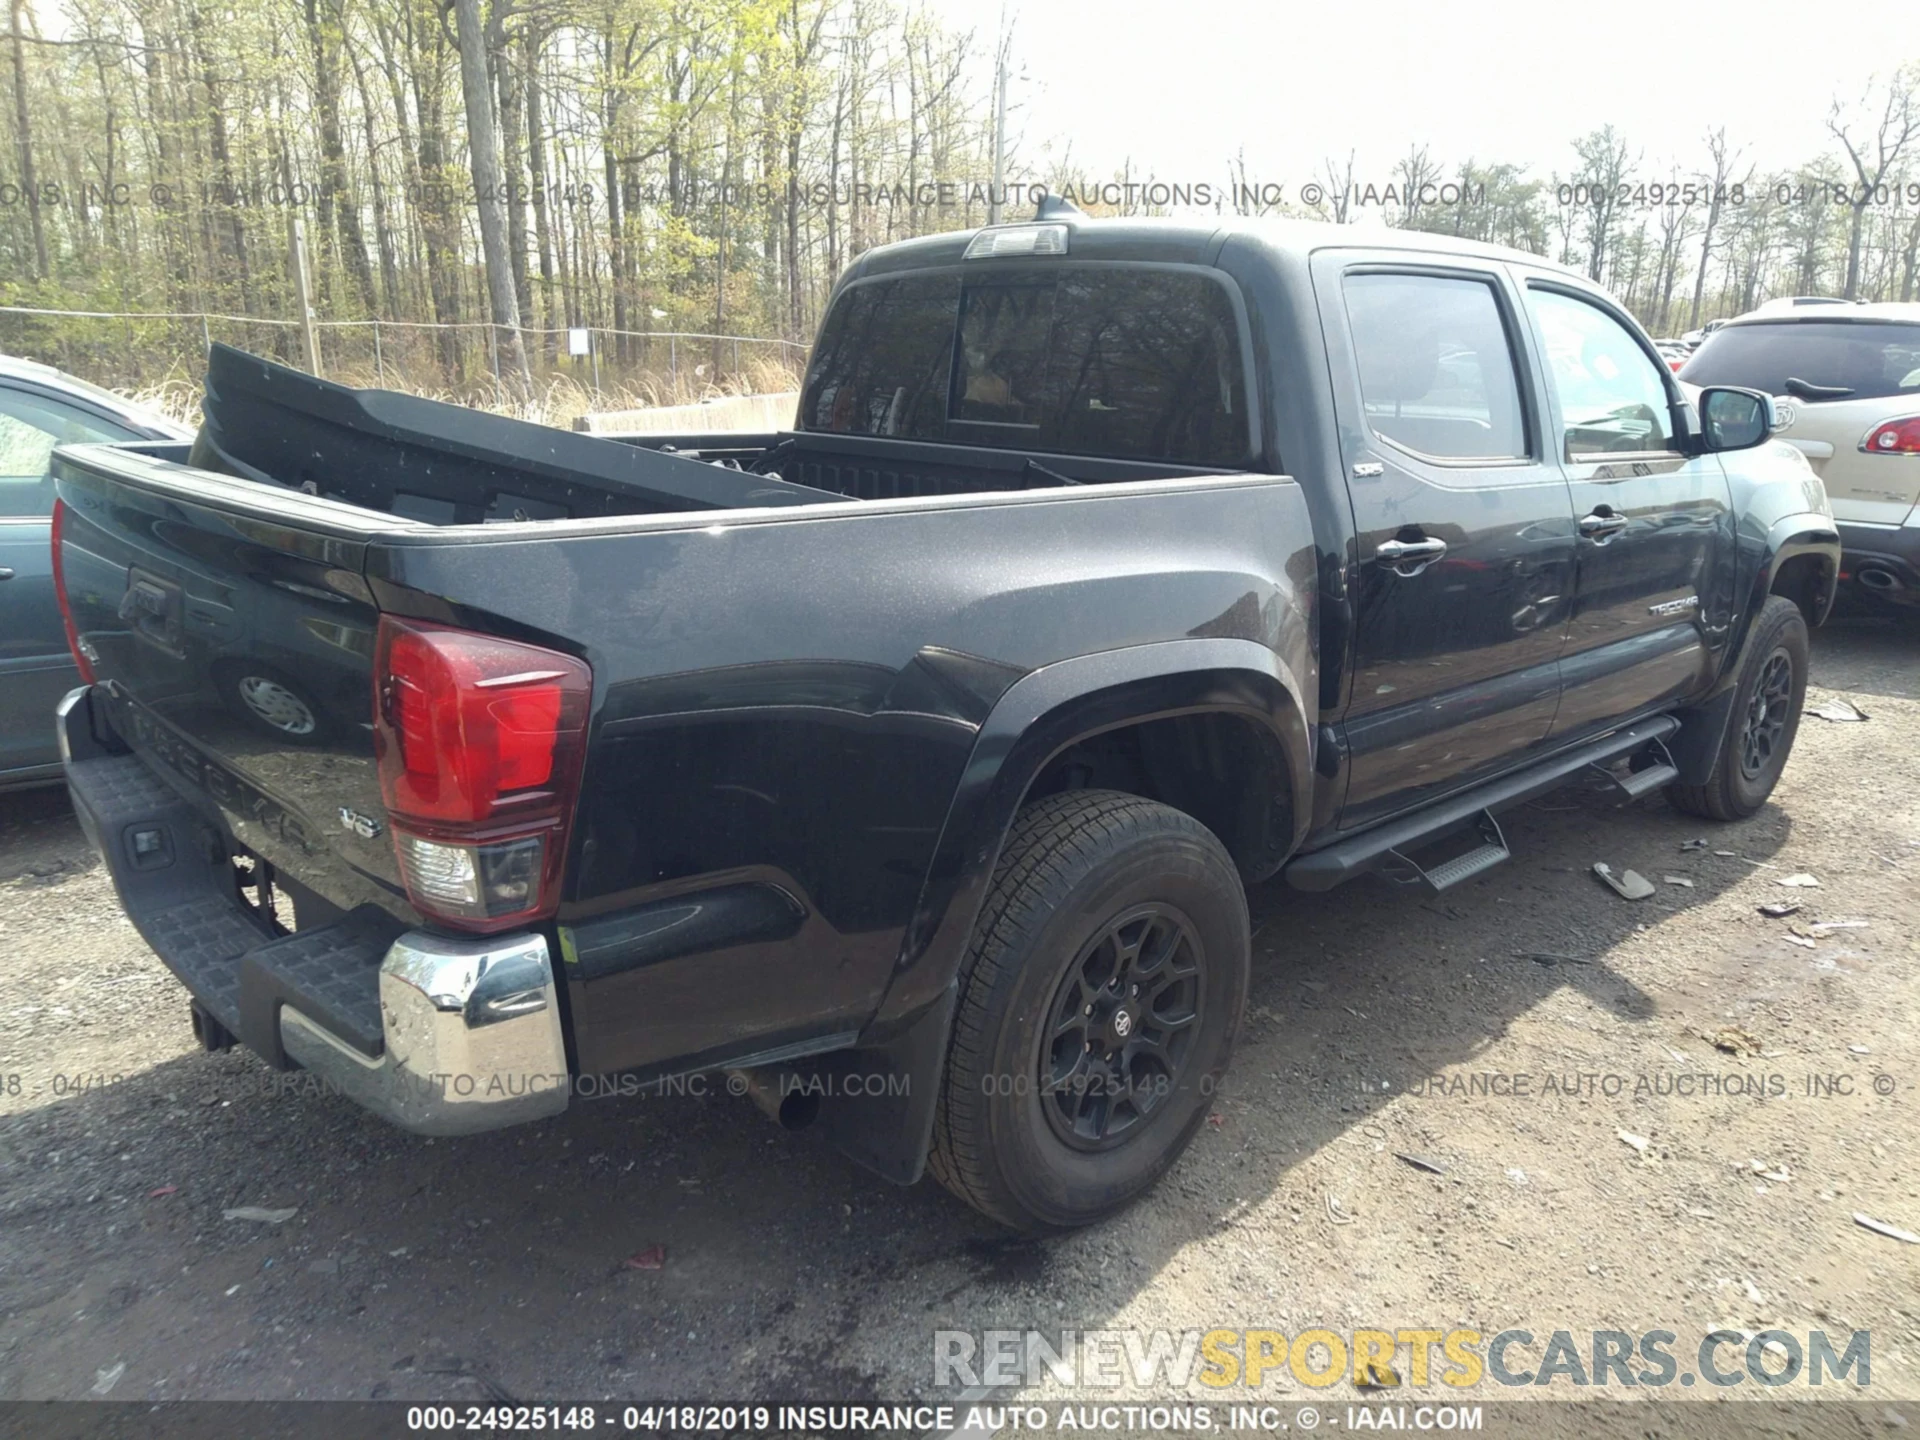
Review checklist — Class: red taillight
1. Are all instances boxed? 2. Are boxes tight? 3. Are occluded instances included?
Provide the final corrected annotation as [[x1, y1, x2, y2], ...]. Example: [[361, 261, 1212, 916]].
[[1861, 416, 1920, 455], [373, 616, 591, 933], [49, 499, 95, 684]]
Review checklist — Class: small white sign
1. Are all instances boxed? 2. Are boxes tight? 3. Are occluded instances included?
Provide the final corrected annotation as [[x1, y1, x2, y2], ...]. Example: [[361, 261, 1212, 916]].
[[567, 327, 592, 357]]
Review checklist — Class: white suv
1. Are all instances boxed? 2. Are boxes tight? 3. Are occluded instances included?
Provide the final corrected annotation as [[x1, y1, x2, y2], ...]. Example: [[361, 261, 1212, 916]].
[[1680, 303, 1920, 610]]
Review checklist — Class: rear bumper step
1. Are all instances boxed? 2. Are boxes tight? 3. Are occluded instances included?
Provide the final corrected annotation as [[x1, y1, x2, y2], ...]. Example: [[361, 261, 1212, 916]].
[[60, 687, 570, 1136], [1286, 714, 1681, 892]]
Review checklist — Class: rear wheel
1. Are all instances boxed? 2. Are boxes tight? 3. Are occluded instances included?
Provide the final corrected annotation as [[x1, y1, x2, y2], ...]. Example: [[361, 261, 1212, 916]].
[[1667, 595, 1809, 821], [928, 789, 1249, 1232]]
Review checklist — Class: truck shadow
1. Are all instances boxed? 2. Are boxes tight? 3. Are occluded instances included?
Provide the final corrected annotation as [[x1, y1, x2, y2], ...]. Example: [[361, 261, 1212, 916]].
[[0, 775, 1796, 1403]]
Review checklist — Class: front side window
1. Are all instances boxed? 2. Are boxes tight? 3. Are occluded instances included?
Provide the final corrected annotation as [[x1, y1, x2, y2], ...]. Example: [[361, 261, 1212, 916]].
[[0, 387, 142, 518], [802, 266, 1252, 467], [1342, 273, 1528, 460], [1527, 289, 1675, 459]]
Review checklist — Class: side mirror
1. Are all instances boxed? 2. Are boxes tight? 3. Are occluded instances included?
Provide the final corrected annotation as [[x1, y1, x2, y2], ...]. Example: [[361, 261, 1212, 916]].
[[1698, 386, 1775, 453]]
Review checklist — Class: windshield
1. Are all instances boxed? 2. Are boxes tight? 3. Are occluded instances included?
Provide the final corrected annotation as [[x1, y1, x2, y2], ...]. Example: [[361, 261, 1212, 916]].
[[800, 265, 1252, 467], [1678, 319, 1920, 401]]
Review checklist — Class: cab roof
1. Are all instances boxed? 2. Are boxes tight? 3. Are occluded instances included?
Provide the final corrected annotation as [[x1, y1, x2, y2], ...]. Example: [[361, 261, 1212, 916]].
[[844, 211, 1583, 283]]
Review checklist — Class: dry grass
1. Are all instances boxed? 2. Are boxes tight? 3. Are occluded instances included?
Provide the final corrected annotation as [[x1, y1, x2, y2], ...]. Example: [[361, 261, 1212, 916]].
[[124, 353, 806, 432], [126, 375, 206, 429]]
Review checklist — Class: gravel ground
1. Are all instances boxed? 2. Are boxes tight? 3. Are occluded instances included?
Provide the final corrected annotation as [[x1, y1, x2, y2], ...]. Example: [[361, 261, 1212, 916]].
[[0, 616, 1915, 1422]]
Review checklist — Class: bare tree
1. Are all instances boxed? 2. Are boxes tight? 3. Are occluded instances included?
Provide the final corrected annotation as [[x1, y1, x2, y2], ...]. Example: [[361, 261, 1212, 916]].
[[1573, 125, 1636, 283], [1828, 66, 1919, 298], [17, 0, 1920, 401], [452, 0, 529, 395], [1320, 150, 1355, 224], [7, 0, 48, 277], [1393, 143, 1440, 227], [1689, 128, 1743, 327], [301, 0, 377, 314], [1649, 181, 1695, 333]]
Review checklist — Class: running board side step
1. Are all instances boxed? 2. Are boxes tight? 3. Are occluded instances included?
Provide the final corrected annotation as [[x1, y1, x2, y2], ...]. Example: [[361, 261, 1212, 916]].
[[1378, 810, 1509, 893], [1284, 715, 1681, 893], [1583, 736, 1679, 802]]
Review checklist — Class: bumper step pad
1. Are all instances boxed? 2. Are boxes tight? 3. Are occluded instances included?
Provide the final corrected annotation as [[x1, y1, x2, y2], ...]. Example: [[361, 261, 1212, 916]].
[[67, 753, 271, 1038], [65, 749, 393, 1064], [142, 897, 261, 1036], [240, 908, 399, 1062]]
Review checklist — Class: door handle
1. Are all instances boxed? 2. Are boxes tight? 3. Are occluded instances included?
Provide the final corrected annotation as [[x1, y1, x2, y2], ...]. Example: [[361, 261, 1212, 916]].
[[1375, 537, 1448, 566], [1579, 511, 1630, 537], [0, 567, 14, 581]]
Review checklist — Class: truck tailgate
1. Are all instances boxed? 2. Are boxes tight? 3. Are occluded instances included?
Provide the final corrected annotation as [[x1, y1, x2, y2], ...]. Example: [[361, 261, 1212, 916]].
[[54, 442, 415, 924]]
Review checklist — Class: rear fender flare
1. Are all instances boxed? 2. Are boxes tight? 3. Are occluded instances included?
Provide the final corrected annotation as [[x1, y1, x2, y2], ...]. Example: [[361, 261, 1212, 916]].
[[870, 638, 1312, 1032]]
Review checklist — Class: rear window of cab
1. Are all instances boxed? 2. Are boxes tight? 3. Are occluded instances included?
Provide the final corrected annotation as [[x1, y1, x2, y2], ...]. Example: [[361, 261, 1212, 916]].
[[799, 267, 1253, 468]]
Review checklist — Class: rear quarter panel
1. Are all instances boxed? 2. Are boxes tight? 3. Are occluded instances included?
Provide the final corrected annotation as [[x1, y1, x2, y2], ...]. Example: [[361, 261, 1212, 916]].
[[365, 477, 1316, 1076]]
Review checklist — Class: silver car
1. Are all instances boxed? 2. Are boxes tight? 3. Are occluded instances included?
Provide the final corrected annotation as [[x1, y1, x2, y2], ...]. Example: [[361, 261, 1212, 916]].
[[1680, 303, 1920, 609], [0, 355, 192, 790]]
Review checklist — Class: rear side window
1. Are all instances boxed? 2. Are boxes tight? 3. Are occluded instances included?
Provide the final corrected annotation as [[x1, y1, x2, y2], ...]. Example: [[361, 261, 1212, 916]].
[[1679, 320, 1920, 401], [1342, 273, 1528, 460], [802, 267, 1251, 467]]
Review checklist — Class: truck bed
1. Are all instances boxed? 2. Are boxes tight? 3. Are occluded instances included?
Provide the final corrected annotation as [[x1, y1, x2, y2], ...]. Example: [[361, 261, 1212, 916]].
[[191, 344, 1221, 525]]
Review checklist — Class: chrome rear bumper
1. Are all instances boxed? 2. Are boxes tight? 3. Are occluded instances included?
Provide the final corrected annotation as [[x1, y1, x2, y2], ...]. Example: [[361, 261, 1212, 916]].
[[278, 930, 570, 1136]]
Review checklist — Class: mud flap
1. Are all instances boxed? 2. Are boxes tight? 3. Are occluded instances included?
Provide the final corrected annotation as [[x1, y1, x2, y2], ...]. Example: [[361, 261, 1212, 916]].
[[1667, 687, 1737, 786], [813, 981, 957, 1186]]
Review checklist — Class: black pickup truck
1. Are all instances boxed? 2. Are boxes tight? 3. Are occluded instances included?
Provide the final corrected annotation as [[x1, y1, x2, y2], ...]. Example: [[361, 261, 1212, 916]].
[[52, 211, 1839, 1232]]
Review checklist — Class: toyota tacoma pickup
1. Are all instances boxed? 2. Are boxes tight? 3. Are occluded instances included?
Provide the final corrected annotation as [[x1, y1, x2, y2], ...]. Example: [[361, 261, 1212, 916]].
[[52, 209, 1839, 1232]]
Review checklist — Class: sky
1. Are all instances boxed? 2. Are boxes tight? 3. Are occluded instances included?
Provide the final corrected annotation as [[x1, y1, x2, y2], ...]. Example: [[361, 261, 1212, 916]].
[[927, 0, 1919, 201]]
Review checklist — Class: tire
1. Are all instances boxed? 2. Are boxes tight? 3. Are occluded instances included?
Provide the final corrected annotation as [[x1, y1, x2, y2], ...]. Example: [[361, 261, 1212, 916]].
[[1666, 595, 1809, 821], [928, 789, 1249, 1232]]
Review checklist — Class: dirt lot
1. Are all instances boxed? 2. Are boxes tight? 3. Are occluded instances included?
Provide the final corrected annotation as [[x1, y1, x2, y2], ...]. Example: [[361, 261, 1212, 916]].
[[0, 616, 1915, 1422]]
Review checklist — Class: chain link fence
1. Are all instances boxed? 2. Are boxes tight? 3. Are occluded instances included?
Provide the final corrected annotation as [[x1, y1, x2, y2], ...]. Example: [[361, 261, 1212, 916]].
[[0, 304, 809, 418]]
